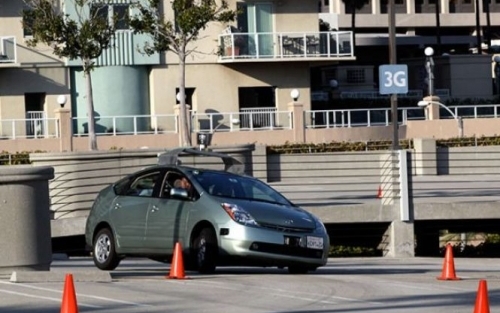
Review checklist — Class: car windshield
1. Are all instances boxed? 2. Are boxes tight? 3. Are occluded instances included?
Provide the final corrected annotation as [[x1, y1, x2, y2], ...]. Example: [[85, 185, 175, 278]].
[[189, 170, 292, 206]]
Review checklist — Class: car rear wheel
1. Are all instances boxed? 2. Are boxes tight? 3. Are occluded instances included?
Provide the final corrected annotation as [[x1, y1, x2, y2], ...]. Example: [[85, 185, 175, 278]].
[[192, 228, 218, 274], [93, 228, 120, 271]]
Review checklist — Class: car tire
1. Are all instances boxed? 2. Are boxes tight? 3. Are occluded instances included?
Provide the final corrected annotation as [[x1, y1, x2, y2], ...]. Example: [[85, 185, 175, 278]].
[[92, 228, 120, 271], [192, 228, 218, 274]]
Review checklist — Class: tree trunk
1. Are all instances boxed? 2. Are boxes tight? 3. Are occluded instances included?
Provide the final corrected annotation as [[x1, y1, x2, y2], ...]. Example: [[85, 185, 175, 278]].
[[435, 0, 442, 55], [178, 46, 191, 147], [83, 58, 98, 150], [485, 0, 491, 51], [475, 0, 482, 54]]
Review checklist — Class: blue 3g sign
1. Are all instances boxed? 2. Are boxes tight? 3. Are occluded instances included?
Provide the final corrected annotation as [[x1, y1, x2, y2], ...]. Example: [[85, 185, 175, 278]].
[[378, 64, 408, 95]]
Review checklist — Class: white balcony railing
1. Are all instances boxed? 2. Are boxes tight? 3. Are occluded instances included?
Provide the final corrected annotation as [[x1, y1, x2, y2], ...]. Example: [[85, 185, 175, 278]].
[[0, 36, 17, 64], [72, 114, 178, 136], [218, 31, 354, 61], [192, 109, 292, 132], [306, 104, 500, 128], [0, 117, 59, 139], [3, 104, 500, 139]]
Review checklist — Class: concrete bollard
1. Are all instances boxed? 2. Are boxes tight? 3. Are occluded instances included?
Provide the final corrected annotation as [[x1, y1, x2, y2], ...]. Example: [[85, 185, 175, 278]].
[[0, 166, 54, 273]]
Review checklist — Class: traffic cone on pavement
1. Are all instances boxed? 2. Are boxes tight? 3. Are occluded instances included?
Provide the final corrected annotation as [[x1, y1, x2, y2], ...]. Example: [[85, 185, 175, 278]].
[[60, 274, 78, 313], [167, 242, 187, 279], [473, 280, 490, 313], [437, 244, 460, 280], [377, 185, 382, 199]]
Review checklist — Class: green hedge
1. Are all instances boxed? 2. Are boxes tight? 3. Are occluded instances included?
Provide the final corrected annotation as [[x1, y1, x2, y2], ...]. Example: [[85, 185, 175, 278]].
[[267, 136, 500, 154], [0, 150, 43, 165]]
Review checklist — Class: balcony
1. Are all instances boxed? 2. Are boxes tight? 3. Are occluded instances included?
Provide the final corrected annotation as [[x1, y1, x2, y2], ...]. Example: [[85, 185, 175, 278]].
[[218, 31, 355, 63], [0, 36, 17, 66]]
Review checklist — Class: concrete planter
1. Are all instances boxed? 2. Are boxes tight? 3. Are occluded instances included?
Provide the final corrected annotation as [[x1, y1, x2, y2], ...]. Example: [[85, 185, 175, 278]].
[[0, 166, 54, 273]]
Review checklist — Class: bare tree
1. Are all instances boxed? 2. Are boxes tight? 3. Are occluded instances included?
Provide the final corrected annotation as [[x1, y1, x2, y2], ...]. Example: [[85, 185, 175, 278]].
[[129, 0, 236, 147], [23, 0, 117, 150]]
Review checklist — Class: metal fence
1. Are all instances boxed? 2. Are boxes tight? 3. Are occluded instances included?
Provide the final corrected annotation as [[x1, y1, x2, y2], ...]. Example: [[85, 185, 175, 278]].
[[0, 117, 59, 139], [2, 104, 500, 138]]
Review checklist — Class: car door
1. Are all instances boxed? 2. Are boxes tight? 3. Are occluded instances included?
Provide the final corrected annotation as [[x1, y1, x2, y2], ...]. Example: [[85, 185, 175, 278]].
[[145, 171, 196, 253], [110, 170, 163, 250]]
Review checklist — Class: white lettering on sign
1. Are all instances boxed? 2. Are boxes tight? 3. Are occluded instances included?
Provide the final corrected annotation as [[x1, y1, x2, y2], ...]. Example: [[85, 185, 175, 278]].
[[384, 70, 407, 88]]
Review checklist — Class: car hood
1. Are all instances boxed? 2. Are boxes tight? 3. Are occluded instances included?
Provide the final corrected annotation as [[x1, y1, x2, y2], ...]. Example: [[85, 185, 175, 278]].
[[225, 198, 316, 230]]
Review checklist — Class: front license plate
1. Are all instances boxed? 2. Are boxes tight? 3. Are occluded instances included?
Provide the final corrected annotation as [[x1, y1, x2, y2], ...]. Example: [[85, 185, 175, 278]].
[[306, 236, 323, 249]]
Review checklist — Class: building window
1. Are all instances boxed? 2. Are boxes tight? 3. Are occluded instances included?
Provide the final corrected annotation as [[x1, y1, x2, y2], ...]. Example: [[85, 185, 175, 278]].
[[346, 69, 365, 84], [114, 5, 130, 30], [22, 10, 35, 37], [91, 4, 129, 30], [91, 4, 109, 23]]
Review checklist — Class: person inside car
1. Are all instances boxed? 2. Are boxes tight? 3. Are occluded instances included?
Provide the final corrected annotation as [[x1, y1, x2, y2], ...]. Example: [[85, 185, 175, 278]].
[[173, 177, 193, 198]]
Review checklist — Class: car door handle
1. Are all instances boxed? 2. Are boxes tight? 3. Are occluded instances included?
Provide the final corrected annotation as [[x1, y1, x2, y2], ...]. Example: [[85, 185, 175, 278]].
[[151, 205, 159, 212], [114, 203, 121, 210]]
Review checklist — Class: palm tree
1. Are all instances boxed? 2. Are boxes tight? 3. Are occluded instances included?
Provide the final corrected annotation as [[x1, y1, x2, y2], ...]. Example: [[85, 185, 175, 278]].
[[341, 0, 370, 50]]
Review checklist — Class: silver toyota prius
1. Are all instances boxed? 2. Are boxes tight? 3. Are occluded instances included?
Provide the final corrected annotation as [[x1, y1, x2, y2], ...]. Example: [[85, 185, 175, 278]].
[[85, 148, 330, 274]]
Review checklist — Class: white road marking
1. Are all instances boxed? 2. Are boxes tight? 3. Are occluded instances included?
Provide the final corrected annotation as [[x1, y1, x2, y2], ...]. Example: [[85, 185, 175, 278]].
[[0, 288, 102, 308], [0, 281, 152, 307]]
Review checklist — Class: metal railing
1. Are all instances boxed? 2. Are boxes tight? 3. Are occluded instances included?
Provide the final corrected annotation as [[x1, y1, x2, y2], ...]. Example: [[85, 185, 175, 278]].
[[0, 117, 59, 139], [26, 111, 46, 137], [191, 109, 292, 132], [3, 104, 500, 139], [72, 114, 178, 136], [339, 89, 450, 99], [306, 103, 500, 128], [218, 31, 354, 61], [0, 36, 16, 64]]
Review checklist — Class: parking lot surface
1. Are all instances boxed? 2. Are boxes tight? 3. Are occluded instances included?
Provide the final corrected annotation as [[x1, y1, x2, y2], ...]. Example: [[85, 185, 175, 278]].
[[1, 257, 500, 312]]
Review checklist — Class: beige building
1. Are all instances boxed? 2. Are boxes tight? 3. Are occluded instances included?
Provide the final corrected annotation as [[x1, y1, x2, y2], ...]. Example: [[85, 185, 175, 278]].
[[0, 0, 354, 141]]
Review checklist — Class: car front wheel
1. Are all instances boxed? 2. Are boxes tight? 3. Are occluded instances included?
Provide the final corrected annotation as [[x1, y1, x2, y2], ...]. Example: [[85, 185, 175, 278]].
[[192, 228, 218, 274], [93, 228, 120, 271]]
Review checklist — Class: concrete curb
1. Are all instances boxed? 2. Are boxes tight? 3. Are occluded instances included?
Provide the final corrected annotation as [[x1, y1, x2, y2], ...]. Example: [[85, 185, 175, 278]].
[[10, 270, 112, 283]]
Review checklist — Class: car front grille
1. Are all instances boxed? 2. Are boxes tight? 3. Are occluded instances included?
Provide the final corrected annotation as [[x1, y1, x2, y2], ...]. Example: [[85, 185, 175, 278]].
[[249, 242, 324, 259], [259, 222, 314, 233]]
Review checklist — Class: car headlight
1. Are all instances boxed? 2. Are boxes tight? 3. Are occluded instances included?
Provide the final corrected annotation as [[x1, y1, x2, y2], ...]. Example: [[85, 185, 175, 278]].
[[221, 203, 258, 226], [314, 216, 327, 234]]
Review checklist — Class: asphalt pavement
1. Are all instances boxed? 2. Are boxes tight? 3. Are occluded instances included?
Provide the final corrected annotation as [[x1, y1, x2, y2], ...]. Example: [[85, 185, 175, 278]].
[[1, 257, 500, 312]]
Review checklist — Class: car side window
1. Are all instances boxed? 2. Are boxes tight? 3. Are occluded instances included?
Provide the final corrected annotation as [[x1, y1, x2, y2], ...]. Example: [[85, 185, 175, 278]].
[[126, 171, 161, 197], [160, 171, 197, 200]]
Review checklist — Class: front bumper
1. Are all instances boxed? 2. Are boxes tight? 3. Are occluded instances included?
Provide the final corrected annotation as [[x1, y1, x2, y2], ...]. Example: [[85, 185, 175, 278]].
[[218, 221, 329, 267]]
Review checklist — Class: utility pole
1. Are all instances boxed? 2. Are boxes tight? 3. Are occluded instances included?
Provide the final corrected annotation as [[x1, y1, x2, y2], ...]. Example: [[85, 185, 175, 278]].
[[389, 0, 398, 150]]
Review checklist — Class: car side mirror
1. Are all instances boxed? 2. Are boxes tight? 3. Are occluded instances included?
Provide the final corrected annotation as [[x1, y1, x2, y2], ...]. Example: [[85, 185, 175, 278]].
[[170, 187, 190, 200]]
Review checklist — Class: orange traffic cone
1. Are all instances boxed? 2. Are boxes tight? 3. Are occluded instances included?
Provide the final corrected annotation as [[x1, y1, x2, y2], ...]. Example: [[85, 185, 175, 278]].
[[377, 185, 383, 199], [473, 280, 490, 313], [60, 274, 78, 313], [437, 244, 460, 280], [167, 242, 187, 279]]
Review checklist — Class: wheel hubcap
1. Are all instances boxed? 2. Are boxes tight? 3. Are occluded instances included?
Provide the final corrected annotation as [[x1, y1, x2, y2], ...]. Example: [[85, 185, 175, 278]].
[[95, 234, 111, 263], [198, 237, 206, 265]]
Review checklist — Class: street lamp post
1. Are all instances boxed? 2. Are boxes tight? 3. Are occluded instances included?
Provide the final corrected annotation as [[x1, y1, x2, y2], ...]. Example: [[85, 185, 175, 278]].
[[424, 47, 435, 97], [418, 100, 464, 137]]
